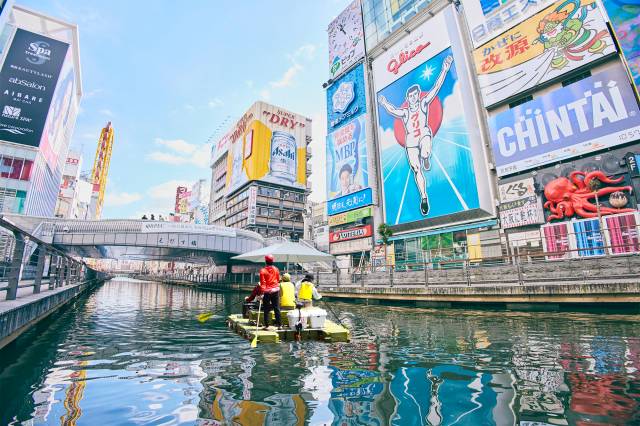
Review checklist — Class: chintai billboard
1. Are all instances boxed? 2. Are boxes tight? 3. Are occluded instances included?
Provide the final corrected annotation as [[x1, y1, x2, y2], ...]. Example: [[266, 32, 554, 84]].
[[489, 65, 640, 177], [372, 6, 494, 228]]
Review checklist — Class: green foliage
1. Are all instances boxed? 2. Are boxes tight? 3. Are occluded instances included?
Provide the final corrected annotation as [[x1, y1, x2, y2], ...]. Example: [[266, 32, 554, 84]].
[[378, 223, 393, 246]]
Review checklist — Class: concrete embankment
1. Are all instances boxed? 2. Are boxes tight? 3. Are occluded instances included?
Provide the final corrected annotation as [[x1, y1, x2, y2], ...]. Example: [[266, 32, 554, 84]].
[[0, 278, 104, 349]]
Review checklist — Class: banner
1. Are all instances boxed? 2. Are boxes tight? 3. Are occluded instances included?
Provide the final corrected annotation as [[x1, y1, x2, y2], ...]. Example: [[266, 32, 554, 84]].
[[328, 0, 365, 79], [572, 217, 605, 257], [327, 187, 373, 216], [328, 205, 373, 227], [462, 0, 556, 48], [605, 212, 640, 255], [541, 221, 572, 259], [373, 11, 481, 226], [140, 222, 236, 237], [326, 114, 368, 202], [327, 63, 366, 132], [498, 177, 544, 228], [602, 0, 640, 91], [330, 224, 373, 243], [0, 28, 69, 147], [489, 66, 640, 176], [473, 0, 615, 107], [226, 101, 308, 195], [329, 236, 373, 255]]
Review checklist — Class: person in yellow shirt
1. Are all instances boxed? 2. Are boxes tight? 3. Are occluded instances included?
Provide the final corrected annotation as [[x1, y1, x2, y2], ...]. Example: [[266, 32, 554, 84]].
[[280, 273, 296, 310], [295, 274, 321, 308]]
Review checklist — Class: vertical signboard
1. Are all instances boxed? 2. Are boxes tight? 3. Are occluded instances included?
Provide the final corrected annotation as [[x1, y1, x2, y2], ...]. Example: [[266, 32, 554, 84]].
[[498, 177, 544, 228], [373, 7, 488, 226], [473, 0, 615, 107], [572, 217, 605, 257], [326, 115, 368, 201], [541, 222, 572, 259], [602, 0, 640, 92], [605, 212, 640, 254], [328, 0, 365, 79], [0, 28, 69, 147], [226, 102, 308, 195], [489, 66, 640, 176]]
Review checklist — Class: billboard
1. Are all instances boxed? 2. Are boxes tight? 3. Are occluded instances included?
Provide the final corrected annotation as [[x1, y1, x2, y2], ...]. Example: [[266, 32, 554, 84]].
[[226, 101, 308, 195], [462, 0, 555, 48], [329, 224, 373, 243], [326, 114, 368, 202], [328, 205, 373, 226], [498, 177, 545, 228], [602, 0, 640, 91], [211, 111, 254, 165], [328, 0, 365, 79], [489, 65, 640, 176], [327, 63, 366, 132], [0, 28, 69, 147], [175, 186, 188, 214], [473, 0, 616, 107], [373, 8, 489, 226], [327, 187, 372, 216]]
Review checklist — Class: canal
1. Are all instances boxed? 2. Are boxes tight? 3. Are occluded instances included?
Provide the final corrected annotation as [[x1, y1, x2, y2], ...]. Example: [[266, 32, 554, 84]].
[[1, 278, 639, 425]]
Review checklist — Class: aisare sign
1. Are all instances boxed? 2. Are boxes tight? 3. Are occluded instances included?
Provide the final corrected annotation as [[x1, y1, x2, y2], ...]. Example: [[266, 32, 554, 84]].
[[489, 65, 640, 176]]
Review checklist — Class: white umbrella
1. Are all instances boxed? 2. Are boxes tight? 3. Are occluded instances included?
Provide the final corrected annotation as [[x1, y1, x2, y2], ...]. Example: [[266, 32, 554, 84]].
[[232, 241, 334, 265]]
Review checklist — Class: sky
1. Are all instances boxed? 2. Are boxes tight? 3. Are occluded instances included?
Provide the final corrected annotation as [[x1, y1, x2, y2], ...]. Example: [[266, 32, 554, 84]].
[[20, 0, 350, 218]]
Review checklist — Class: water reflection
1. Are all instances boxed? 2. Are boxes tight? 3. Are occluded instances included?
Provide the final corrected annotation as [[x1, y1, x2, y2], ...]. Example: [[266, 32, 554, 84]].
[[0, 279, 639, 425]]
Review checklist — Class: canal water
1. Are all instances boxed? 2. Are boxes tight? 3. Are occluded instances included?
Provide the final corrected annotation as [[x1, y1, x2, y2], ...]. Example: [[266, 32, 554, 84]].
[[1, 278, 639, 425]]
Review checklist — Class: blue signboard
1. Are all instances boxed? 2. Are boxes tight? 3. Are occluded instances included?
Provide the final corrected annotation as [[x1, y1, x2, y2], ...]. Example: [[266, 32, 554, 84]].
[[572, 218, 605, 257], [327, 187, 372, 216], [489, 65, 640, 177], [327, 63, 366, 132]]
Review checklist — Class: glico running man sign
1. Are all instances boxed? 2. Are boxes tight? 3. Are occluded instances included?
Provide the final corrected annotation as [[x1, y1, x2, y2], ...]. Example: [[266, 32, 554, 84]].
[[489, 65, 640, 176], [0, 29, 69, 147]]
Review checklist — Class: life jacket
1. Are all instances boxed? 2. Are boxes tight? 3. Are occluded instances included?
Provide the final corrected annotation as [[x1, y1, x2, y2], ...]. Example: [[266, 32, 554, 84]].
[[280, 281, 295, 308], [299, 281, 314, 300]]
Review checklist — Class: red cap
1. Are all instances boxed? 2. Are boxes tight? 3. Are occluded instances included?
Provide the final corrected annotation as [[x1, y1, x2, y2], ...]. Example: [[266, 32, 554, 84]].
[[265, 254, 274, 263]]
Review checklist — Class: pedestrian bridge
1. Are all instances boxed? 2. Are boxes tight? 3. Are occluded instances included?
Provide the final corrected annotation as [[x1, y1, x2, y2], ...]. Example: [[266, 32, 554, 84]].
[[0, 214, 264, 264]]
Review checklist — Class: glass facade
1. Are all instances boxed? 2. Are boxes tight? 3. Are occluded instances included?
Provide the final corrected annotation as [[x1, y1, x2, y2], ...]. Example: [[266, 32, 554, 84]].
[[362, 0, 434, 50]]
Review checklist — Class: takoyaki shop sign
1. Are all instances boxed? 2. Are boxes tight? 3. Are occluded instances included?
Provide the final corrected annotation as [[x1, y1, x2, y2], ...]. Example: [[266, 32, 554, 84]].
[[489, 66, 640, 177]]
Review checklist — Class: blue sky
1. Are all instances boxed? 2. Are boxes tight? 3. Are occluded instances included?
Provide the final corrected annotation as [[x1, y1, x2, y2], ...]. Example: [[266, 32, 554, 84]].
[[20, 0, 349, 218]]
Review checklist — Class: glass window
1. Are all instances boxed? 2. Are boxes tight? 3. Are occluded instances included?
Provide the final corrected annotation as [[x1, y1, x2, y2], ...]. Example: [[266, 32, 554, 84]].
[[1, 157, 11, 178], [20, 160, 32, 181], [9, 159, 22, 180]]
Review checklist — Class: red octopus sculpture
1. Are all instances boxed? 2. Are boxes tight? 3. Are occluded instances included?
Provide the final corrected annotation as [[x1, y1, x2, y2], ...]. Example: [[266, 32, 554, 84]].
[[543, 170, 634, 221]]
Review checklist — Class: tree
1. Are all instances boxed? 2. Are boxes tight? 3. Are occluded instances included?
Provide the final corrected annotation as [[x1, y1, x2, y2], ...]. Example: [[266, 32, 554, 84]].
[[377, 223, 394, 268]]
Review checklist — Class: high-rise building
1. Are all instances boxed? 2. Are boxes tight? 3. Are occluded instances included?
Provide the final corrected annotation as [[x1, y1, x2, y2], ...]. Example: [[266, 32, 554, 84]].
[[89, 122, 114, 219], [54, 150, 91, 219], [0, 5, 81, 217], [209, 101, 312, 240]]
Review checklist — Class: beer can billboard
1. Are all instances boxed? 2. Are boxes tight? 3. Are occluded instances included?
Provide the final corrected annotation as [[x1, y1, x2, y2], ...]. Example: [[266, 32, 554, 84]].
[[328, 0, 365, 79], [473, 0, 615, 107], [372, 6, 494, 227], [225, 101, 309, 195], [0, 28, 69, 148]]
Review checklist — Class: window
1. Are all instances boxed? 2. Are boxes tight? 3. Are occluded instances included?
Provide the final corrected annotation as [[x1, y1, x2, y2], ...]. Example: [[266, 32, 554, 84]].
[[9, 159, 22, 180], [0, 157, 11, 178]]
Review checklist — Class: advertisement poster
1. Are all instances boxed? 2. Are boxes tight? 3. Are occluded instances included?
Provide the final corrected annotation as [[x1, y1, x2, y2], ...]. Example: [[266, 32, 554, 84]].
[[39, 49, 76, 173], [489, 66, 640, 176], [541, 221, 572, 259], [327, 63, 366, 132], [602, 0, 640, 91], [473, 0, 615, 107], [226, 101, 308, 195], [329, 224, 373, 243], [328, 205, 373, 226], [0, 28, 69, 147], [374, 11, 481, 226], [326, 114, 368, 201], [498, 177, 545, 228], [175, 186, 188, 214], [328, 0, 365, 79], [605, 212, 640, 254], [572, 217, 605, 257], [327, 187, 372, 216], [462, 0, 555, 48]]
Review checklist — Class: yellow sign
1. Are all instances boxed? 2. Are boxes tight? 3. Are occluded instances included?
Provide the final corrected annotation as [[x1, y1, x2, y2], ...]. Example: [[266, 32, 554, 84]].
[[225, 101, 308, 194], [473, 0, 614, 106]]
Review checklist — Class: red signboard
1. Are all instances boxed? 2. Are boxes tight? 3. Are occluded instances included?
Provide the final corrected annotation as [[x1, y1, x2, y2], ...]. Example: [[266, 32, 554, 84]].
[[329, 224, 373, 243]]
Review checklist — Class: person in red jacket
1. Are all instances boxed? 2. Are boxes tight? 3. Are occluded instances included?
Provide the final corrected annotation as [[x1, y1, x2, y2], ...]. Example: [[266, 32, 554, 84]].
[[259, 254, 282, 329]]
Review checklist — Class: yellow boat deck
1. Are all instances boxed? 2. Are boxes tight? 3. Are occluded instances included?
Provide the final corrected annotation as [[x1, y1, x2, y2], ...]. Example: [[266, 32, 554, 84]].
[[227, 311, 350, 344]]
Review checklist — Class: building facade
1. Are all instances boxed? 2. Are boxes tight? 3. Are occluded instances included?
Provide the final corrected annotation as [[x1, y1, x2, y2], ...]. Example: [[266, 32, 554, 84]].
[[323, 0, 640, 267], [54, 150, 91, 219], [209, 101, 312, 240], [0, 5, 81, 218]]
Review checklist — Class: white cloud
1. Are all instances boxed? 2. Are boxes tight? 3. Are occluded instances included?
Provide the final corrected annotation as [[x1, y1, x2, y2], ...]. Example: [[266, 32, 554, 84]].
[[270, 63, 303, 88], [105, 191, 142, 207], [155, 138, 197, 154], [292, 44, 316, 61], [184, 104, 196, 111], [208, 98, 224, 108], [100, 108, 113, 116], [259, 89, 271, 101], [148, 138, 211, 168], [84, 88, 104, 98], [148, 179, 193, 200]]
